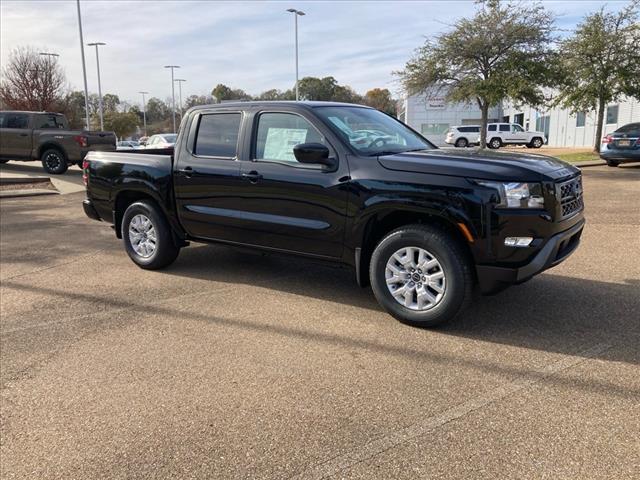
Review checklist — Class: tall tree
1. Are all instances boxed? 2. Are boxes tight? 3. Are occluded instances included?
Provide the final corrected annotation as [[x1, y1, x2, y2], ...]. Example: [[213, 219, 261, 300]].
[[398, 0, 556, 148], [0, 46, 67, 111], [184, 94, 215, 108], [211, 84, 252, 102], [364, 88, 397, 115], [103, 111, 139, 139], [554, 1, 640, 152], [145, 97, 170, 123]]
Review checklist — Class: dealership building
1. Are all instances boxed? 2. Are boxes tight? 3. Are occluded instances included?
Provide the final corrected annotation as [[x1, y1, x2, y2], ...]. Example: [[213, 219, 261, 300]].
[[398, 93, 640, 147]]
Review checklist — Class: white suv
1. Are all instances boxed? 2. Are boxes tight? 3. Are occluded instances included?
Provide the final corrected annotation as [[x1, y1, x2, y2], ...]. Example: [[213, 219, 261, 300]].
[[445, 125, 480, 147], [480, 123, 546, 149]]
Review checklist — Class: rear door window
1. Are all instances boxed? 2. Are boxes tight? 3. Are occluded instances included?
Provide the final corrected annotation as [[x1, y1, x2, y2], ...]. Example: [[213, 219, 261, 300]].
[[194, 113, 241, 157], [36, 114, 64, 129], [499, 124, 510, 132]]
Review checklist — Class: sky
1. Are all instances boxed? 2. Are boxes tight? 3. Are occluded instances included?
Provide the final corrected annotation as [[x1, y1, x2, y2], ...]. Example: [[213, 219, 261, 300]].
[[0, 0, 632, 107]]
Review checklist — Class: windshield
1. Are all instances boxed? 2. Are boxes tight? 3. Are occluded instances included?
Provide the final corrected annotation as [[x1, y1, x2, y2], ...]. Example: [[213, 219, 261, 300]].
[[314, 106, 434, 156], [163, 134, 177, 143]]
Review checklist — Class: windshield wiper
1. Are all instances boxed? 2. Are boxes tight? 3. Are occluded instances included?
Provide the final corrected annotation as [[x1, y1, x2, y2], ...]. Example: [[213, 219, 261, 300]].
[[366, 150, 403, 157], [366, 148, 429, 157]]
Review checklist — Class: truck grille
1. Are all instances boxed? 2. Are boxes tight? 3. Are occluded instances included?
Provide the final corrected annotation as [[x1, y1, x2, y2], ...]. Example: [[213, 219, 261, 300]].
[[557, 176, 583, 219]]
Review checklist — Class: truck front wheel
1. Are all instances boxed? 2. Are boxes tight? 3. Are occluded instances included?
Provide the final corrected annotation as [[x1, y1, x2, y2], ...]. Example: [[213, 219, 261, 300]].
[[41, 149, 68, 174], [488, 138, 502, 149], [529, 137, 543, 148], [122, 201, 180, 269], [369, 225, 473, 327]]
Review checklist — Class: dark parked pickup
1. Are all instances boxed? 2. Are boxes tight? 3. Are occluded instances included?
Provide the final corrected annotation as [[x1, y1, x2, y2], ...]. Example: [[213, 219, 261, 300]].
[[0, 111, 116, 174], [82, 102, 585, 326]]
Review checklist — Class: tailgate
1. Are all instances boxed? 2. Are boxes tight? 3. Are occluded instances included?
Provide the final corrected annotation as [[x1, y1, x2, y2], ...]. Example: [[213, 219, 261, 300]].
[[85, 131, 117, 150]]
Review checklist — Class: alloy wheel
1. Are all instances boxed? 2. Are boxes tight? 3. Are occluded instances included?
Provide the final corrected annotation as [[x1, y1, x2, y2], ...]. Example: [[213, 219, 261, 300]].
[[385, 246, 446, 311], [128, 214, 157, 258]]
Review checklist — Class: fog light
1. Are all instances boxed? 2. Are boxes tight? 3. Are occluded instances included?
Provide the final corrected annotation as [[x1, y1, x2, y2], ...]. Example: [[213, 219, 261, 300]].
[[504, 237, 533, 247]]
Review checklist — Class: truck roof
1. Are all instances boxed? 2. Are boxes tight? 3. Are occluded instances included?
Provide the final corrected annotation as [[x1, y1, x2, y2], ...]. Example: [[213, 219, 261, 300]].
[[0, 110, 64, 115], [188, 101, 374, 111]]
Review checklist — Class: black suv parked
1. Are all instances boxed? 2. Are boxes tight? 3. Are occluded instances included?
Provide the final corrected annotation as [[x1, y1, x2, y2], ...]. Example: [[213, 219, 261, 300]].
[[82, 102, 585, 327]]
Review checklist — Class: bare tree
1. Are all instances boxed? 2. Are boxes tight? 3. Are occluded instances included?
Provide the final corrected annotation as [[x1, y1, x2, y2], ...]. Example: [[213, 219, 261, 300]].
[[0, 46, 67, 111]]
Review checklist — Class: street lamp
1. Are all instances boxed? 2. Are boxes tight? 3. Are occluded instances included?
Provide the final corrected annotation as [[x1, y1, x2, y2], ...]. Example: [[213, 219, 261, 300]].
[[286, 8, 305, 101], [76, 0, 90, 130], [39, 52, 59, 60], [88, 42, 106, 130], [164, 65, 180, 132], [174, 79, 186, 118], [139, 91, 149, 136]]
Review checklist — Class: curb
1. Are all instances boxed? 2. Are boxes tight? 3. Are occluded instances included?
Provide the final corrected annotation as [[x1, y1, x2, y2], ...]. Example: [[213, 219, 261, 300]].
[[0, 188, 59, 199], [574, 160, 606, 168], [0, 176, 51, 185]]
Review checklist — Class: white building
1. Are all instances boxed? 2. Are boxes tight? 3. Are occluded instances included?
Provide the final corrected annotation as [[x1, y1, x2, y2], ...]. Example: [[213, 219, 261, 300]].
[[398, 93, 501, 146], [501, 96, 639, 148], [400, 93, 640, 148]]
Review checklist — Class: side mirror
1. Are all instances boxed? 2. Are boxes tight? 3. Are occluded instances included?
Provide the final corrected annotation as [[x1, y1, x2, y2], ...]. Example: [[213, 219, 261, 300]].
[[293, 143, 335, 168]]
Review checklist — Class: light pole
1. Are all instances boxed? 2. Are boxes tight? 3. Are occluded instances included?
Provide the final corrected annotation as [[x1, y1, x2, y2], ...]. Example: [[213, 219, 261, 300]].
[[76, 0, 90, 130], [139, 91, 149, 136], [38, 52, 59, 111], [174, 79, 186, 118], [88, 42, 106, 130], [286, 8, 305, 101], [164, 65, 180, 132]]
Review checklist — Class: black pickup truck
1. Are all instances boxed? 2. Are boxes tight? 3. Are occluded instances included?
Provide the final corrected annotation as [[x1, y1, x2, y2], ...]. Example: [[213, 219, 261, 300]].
[[82, 101, 585, 327]]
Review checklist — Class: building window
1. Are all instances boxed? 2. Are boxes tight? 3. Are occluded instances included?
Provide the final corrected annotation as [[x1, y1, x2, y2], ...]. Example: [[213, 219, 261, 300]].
[[576, 112, 586, 127], [514, 113, 525, 127], [420, 123, 450, 135], [502, 115, 510, 123], [606, 105, 619, 124]]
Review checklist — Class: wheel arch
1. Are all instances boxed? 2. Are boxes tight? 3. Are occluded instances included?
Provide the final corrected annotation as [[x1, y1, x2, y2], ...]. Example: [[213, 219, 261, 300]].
[[113, 188, 188, 245], [354, 207, 476, 288], [38, 142, 67, 160]]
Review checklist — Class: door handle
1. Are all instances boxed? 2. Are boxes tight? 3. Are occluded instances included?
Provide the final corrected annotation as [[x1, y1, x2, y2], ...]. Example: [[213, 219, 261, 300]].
[[242, 171, 262, 183], [177, 166, 193, 177], [19, 133, 29, 137]]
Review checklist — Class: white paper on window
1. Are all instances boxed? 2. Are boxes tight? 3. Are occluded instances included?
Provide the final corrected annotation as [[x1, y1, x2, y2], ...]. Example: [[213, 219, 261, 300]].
[[263, 128, 308, 161]]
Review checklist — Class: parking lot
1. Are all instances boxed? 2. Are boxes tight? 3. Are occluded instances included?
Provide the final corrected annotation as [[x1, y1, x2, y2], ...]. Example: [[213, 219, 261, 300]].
[[1, 165, 639, 479]]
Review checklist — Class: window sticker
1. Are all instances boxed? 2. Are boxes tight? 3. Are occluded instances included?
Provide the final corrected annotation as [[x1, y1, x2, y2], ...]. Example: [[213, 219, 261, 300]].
[[263, 128, 308, 161]]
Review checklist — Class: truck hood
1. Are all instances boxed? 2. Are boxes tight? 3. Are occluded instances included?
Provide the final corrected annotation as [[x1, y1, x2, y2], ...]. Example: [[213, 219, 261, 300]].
[[377, 148, 578, 182]]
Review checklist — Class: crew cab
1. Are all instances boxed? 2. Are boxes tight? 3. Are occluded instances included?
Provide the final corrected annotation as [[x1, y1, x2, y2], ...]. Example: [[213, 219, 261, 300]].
[[82, 102, 585, 327], [480, 123, 546, 149], [0, 110, 116, 174]]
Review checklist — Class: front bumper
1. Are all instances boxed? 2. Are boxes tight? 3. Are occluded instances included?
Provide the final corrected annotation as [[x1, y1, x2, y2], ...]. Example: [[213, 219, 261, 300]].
[[83, 198, 102, 221], [476, 219, 585, 294]]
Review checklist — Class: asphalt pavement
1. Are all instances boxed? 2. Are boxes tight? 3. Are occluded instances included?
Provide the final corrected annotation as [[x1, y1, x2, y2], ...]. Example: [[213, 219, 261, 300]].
[[1, 165, 638, 479]]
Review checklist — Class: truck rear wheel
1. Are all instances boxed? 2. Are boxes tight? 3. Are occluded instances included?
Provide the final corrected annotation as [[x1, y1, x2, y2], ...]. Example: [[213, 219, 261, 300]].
[[41, 149, 68, 174], [122, 201, 180, 269], [369, 225, 473, 327]]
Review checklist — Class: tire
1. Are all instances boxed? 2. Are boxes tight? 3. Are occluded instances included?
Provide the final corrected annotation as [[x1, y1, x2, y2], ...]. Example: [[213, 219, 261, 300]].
[[606, 159, 619, 167], [369, 224, 473, 327], [455, 138, 468, 148], [122, 200, 180, 269], [41, 148, 68, 174], [529, 137, 543, 148], [488, 138, 502, 149]]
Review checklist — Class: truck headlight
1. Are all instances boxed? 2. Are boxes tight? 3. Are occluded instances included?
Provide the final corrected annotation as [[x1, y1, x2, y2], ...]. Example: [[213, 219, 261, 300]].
[[476, 181, 545, 208]]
